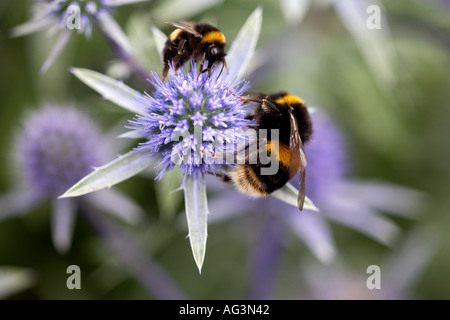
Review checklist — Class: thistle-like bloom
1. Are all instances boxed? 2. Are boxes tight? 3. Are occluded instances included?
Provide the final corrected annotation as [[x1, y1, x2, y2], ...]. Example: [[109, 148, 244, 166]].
[[61, 8, 311, 273], [17, 106, 104, 198], [278, 0, 396, 88], [128, 65, 251, 179], [0, 105, 144, 254], [11, 0, 148, 72]]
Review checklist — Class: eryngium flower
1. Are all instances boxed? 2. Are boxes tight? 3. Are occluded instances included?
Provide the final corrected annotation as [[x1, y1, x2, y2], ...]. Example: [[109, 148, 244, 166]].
[[1, 105, 144, 254], [129, 65, 251, 179], [37, 0, 107, 37], [62, 8, 289, 272], [11, 0, 147, 72], [16, 105, 104, 197]]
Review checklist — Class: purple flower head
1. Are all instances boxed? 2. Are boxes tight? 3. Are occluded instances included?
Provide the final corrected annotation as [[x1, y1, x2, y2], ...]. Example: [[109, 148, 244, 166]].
[[304, 111, 348, 203], [33, 0, 109, 38], [129, 63, 252, 179], [2, 104, 145, 255], [15, 105, 106, 198], [11, 0, 146, 73]]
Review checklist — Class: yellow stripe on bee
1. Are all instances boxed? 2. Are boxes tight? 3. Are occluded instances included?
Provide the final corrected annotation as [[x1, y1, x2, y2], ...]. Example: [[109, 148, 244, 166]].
[[274, 95, 305, 106], [169, 29, 183, 41], [266, 141, 291, 168], [201, 31, 226, 43], [230, 166, 267, 197]]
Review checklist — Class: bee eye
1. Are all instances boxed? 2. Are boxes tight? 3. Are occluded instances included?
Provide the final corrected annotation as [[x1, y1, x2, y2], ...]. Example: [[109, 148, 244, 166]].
[[210, 47, 219, 56]]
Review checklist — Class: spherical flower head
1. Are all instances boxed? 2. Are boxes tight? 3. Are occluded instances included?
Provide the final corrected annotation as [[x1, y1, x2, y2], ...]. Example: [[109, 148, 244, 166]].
[[129, 64, 251, 179], [37, 0, 109, 37], [15, 105, 106, 198], [305, 111, 348, 202]]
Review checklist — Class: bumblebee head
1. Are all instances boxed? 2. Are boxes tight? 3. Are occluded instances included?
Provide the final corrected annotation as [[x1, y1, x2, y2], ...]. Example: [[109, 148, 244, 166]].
[[206, 44, 226, 62]]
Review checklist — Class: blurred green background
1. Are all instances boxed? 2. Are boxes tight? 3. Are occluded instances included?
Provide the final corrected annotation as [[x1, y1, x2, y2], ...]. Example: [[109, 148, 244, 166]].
[[0, 0, 449, 299]]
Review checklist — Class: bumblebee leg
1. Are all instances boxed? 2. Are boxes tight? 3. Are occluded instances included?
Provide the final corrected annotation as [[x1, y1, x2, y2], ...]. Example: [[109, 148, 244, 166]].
[[197, 52, 206, 80], [222, 174, 232, 183], [224, 87, 251, 102], [167, 40, 187, 77], [177, 39, 186, 55], [172, 55, 182, 76], [208, 171, 232, 183], [162, 64, 169, 82]]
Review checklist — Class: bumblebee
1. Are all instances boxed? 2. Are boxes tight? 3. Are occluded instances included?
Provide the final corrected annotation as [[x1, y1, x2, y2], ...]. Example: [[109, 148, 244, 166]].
[[156, 20, 227, 81], [228, 92, 313, 211]]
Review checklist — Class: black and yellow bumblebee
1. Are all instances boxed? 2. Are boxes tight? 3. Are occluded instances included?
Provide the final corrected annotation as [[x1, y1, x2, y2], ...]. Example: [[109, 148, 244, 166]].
[[228, 92, 313, 211], [156, 20, 227, 81]]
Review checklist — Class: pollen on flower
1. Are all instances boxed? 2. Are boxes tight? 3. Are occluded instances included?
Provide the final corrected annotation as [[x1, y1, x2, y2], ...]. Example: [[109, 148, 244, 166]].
[[128, 63, 252, 179], [15, 105, 106, 198]]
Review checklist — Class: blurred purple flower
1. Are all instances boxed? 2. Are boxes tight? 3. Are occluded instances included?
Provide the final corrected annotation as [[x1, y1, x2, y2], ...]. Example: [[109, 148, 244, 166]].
[[10, 0, 147, 73], [0, 105, 144, 254], [206, 108, 425, 297], [304, 110, 348, 203], [17, 106, 104, 197]]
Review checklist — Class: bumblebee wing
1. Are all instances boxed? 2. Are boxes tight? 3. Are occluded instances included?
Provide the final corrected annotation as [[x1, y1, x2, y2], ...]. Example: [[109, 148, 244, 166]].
[[154, 19, 202, 38], [298, 165, 306, 211], [289, 112, 307, 210], [288, 113, 305, 179], [179, 20, 198, 28]]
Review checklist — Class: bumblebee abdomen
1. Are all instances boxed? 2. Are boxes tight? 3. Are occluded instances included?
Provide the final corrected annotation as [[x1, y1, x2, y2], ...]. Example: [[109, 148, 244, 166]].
[[229, 164, 290, 198], [229, 165, 267, 197], [267, 140, 291, 169], [229, 139, 291, 198]]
